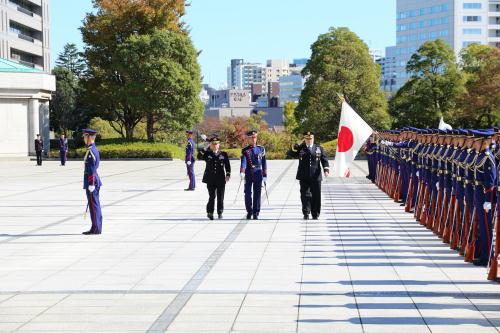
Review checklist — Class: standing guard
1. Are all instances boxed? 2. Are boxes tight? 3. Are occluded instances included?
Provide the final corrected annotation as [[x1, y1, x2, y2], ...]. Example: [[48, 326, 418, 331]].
[[185, 130, 196, 191], [240, 130, 267, 220], [34, 134, 44, 166], [59, 134, 69, 166], [198, 136, 231, 220], [292, 131, 330, 220], [82, 129, 102, 235]]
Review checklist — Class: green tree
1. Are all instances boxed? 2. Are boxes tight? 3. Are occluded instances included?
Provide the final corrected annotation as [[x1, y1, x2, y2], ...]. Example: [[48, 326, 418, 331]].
[[56, 43, 86, 78], [390, 39, 466, 128], [115, 29, 203, 142], [80, 0, 189, 139], [283, 101, 298, 133], [295, 27, 390, 141], [455, 44, 500, 127], [50, 67, 79, 135]]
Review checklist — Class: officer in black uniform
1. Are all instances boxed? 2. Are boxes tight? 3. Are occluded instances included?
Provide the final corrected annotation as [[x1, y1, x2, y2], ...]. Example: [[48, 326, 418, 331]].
[[198, 135, 231, 220], [292, 131, 330, 220], [34, 134, 44, 166]]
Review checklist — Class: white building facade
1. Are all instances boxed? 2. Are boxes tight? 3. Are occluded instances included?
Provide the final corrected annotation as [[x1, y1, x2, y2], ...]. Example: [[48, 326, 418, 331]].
[[0, 0, 50, 72], [395, 0, 500, 89]]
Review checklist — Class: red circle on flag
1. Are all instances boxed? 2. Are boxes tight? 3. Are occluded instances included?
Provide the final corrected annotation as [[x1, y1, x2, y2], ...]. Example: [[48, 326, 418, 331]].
[[338, 126, 354, 153]]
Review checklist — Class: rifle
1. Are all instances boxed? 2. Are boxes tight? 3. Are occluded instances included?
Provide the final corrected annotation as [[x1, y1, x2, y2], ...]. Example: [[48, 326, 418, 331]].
[[459, 204, 471, 255], [405, 175, 414, 213], [464, 207, 478, 262], [487, 207, 499, 280]]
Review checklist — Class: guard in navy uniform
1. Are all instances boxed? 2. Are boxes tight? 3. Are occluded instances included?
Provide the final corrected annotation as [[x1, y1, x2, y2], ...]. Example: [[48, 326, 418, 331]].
[[198, 136, 231, 220], [292, 131, 330, 220], [472, 130, 497, 266], [185, 130, 196, 191], [34, 134, 43, 166], [59, 134, 69, 166], [240, 130, 267, 220], [82, 129, 103, 235]]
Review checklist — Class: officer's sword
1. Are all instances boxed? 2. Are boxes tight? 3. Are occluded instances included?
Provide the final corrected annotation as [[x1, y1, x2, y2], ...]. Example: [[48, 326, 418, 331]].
[[233, 178, 242, 205], [264, 181, 269, 205], [84, 203, 89, 220]]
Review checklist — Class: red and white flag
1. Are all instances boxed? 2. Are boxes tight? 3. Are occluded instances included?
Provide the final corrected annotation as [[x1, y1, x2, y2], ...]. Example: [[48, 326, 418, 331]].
[[333, 101, 373, 178]]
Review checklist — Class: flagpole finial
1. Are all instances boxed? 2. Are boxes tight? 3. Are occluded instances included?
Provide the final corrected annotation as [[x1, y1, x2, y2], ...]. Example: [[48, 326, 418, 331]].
[[336, 93, 345, 104]]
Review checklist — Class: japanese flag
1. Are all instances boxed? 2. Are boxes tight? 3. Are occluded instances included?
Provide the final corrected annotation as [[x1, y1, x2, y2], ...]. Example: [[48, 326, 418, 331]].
[[333, 101, 373, 178]]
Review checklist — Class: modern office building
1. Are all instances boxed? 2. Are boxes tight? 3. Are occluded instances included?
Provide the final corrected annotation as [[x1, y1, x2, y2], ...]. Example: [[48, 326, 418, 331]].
[[0, 0, 50, 72], [376, 46, 398, 93], [395, 0, 500, 89], [278, 59, 307, 106]]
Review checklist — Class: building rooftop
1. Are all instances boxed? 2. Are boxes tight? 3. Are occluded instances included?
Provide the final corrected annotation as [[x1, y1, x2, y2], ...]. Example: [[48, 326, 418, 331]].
[[0, 58, 44, 73]]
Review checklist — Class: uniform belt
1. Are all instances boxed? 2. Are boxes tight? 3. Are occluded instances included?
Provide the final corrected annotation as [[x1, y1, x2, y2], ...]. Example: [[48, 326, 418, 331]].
[[464, 180, 470, 184], [451, 175, 456, 179], [474, 181, 483, 186], [444, 170, 450, 175], [251, 165, 262, 169], [456, 177, 462, 181], [438, 170, 443, 174]]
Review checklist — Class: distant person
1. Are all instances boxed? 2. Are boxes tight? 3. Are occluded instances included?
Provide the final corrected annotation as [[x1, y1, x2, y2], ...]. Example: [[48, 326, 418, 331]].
[[82, 129, 102, 235], [240, 130, 267, 220], [198, 136, 231, 220], [34, 134, 44, 166], [185, 130, 196, 191], [59, 134, 69, 166], [291, 131, 330, 220]]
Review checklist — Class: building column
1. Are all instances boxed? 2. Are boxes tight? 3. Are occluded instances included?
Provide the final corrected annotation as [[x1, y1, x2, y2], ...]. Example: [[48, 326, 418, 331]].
[[40, 101, 50, 154], [28, 99, 40, 155]]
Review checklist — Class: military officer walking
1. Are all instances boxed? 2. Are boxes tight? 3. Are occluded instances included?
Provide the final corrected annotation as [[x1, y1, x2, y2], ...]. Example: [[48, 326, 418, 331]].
[[59, 134, 69, 166], [82, 129, 103, 235], [198, 136, 231, 220], [240, 130, 267, 220], [185, 130, 196, 191], [34, 134, 44, 166], [292, 131, 330, 220]]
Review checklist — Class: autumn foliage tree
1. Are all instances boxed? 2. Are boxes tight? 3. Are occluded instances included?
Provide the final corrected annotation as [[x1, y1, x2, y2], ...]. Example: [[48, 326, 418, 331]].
[[455, 44, 500, 128], [80, 0, 199, 139]]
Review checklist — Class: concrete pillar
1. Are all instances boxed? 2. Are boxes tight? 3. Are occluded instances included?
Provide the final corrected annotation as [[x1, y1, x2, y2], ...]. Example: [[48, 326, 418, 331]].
[[28, 99, 40, 155], [40, 101, 50, 154]]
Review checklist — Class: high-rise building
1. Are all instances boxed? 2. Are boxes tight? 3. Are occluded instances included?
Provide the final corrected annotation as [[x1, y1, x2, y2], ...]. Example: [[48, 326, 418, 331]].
[[377, 46, 398, 93], [0, 0, 50, 72], [395, 0, 499, 89], [226, 59, 294, 92]]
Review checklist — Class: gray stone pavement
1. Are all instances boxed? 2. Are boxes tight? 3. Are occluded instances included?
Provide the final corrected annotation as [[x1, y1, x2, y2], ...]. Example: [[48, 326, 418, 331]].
[[0, 159, 499, 333]]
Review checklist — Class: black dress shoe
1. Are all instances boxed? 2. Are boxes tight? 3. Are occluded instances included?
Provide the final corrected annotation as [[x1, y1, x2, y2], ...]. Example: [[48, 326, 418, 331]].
[[246, 213, 252, 220], [184, 188, 195, 191], [207, 213, 214, 220], [218, 214, 223, 219], [312, 215, 319, 220], [473, 259, 487, 266], [303, 215, 309, 220], [252, 215, 258, 220], [82, 230, 100, 235]]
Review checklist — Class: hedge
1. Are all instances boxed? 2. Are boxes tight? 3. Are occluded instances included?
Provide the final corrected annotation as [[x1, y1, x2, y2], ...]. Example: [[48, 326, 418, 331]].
[[49, 141, 184, 159]]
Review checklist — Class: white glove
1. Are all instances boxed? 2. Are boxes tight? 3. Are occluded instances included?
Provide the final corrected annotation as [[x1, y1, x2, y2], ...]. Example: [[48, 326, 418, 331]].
[[240, 172, 245, 179], [484, 202, 492, 211], [200, 134, 207, 141], [416, 171, 419, 177], [186, 161, 192, 166], [88, 185, 95, 193], [263, 177, 267, 182], [436, 182, 440, 190]]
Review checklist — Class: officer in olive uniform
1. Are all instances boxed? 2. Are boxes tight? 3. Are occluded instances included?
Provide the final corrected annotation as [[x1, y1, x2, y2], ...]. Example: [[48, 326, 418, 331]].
[[198, 136, 231, 220], [292, 131, 330, 220]]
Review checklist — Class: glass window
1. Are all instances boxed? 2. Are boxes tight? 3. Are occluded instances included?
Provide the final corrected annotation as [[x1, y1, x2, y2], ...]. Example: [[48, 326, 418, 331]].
[[463, 3, 481, 9], [431, 18, 438, 26], [420, 8, 427, 16], [441, 4, 449, 12], [440, 29, 449, 37], [409, 22, 417, 29], [463, 28, 482, 34], [463, 41, 481, 47], [409, 10, 417, 17], [441, 17, 449, 24], [430, 31, 438, 38], [409, 34, 417, 41], [463, 16, 481, 22], [419, 32, 427, 40]]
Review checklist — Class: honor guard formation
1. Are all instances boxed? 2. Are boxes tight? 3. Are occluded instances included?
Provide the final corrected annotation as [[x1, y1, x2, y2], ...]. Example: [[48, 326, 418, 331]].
[[365, 127, 499, 281]]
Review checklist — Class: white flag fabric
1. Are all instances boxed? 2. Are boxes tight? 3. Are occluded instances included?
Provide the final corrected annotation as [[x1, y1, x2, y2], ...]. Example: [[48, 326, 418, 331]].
[[333, 101, 373, 178], [438, 117, 453, 130]]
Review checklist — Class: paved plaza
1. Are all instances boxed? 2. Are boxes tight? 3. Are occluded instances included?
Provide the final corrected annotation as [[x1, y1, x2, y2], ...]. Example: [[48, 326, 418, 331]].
[[0, 159, 499, 333]]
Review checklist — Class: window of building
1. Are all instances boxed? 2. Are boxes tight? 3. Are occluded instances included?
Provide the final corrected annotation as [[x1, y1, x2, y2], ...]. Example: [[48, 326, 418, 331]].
[[463, 28, 482, 34], [430, 31, 438, 38], [440, 29, 449, 37], [463, 16, 481, 22], [419, 32, 427, 40], [441, 17, 449, 24], [463, 3, 481, 9], [463, 41, 481, 47]]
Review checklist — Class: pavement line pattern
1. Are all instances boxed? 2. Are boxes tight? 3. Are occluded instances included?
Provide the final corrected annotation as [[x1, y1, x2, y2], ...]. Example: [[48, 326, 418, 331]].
[[146, 160, 295, 333], [0, 171, 201, 244]]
